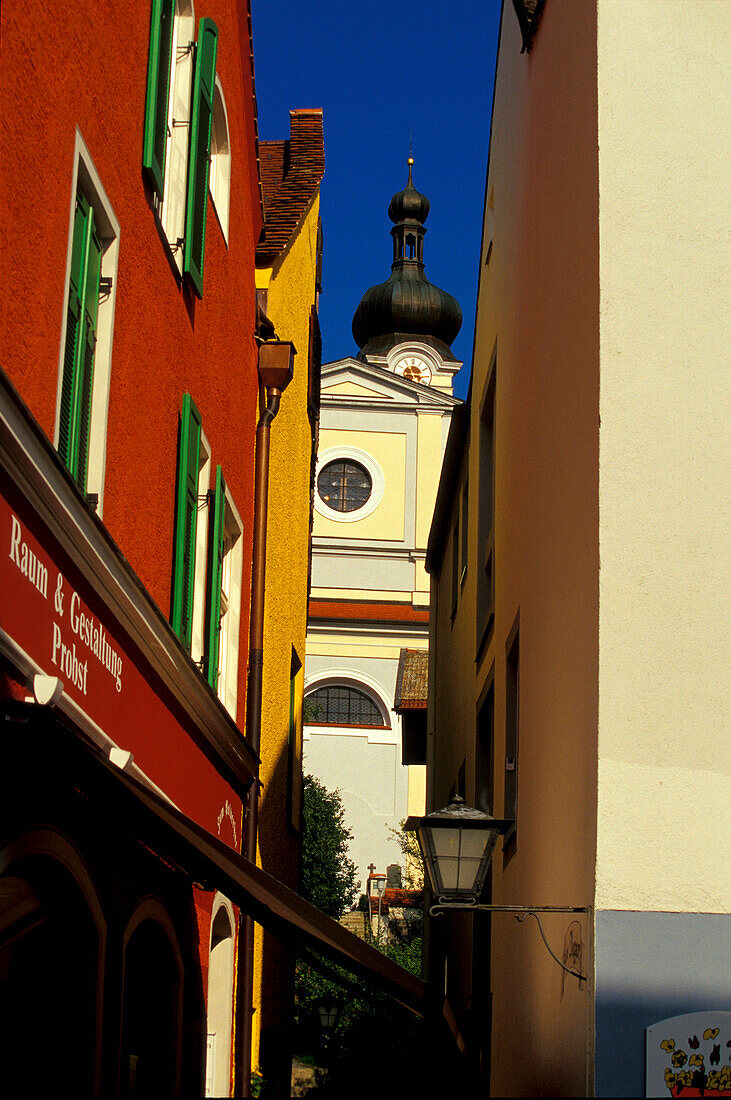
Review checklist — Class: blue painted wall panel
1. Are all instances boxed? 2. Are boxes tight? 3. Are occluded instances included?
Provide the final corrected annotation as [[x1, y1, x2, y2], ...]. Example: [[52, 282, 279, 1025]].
[[595, 911, 731, 1097]]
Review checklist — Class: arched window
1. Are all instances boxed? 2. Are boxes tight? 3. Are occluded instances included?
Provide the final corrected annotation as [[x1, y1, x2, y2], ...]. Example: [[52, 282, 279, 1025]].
[[209, 78, 231, 244], [205, 899, 234, 1097], [0, 864, 101, 1094], [317, 460, 372, 512], [122, 917, 182, 1095], [305, 685, 386, 727]]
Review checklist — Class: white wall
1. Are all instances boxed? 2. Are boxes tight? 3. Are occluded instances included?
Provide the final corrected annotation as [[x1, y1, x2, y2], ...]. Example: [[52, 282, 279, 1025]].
[[597, 0, 731, 912]]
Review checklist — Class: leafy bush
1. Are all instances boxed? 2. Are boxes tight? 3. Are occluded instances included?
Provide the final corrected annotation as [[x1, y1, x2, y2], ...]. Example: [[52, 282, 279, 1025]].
[[300, 774, 359, 919]]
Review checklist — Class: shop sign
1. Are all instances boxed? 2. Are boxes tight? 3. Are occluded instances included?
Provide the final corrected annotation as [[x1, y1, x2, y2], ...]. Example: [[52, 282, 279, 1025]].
[[0, 489, 241, 850], [647, 1011, 731, 1097]]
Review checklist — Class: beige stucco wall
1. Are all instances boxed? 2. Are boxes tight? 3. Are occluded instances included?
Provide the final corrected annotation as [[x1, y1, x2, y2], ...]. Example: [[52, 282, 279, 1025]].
[[596, 0, 731, 913], [313, 428, 406, 541], [429, 2, 601, 1094]]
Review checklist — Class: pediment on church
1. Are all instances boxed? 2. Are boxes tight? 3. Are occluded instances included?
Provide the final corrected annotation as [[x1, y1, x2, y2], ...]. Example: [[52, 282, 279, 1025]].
[[322, 379, 395, 400], [320, 358, 461, 409]]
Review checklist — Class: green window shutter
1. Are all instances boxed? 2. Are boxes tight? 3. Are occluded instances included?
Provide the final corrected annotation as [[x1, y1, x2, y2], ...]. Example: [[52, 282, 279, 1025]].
[[184, 18, 218, 298], [143, 0, 175, 197], [59, 299, 81, 469], [204, 464, 226, 689], [59, 197, 87, 468], [76, 221, 101, 494], [172, 394, 202, 649], [59, 194, 101, 492]]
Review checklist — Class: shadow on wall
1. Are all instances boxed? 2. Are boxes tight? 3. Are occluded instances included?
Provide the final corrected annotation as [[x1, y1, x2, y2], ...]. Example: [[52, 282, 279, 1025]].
[[257, 732, 299, 1097], [596, 996, 731, 1099]]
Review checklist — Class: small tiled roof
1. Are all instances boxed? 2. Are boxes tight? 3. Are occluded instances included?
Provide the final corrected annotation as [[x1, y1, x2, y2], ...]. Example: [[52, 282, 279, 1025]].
[[368, 888, 422, 914], [393, 648, 428, 712], [256, 109, 324, 262]]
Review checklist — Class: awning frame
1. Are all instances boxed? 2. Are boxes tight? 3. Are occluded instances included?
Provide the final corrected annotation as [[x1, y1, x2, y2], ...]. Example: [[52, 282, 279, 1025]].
[[2, 702, 426, 1016]]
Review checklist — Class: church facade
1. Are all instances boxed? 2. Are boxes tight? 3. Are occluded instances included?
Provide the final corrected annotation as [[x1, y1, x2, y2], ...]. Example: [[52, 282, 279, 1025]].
[[303, 164, 462, 890]]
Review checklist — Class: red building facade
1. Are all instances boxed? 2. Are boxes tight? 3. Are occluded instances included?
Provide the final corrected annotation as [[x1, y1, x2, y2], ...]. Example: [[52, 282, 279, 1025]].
[[1, 0, 263, 1092]]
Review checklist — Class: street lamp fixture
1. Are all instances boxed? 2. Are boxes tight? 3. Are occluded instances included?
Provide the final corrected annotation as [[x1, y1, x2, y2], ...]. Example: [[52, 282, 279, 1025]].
[[416, 795, 512, 905], [370, 873, 387, 941], [317, 996, 342, 1052], [413, 795, 589, 983]]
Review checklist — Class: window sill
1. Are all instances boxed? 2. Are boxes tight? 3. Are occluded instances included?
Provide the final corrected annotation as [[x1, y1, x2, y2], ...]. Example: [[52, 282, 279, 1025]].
[[305, 721, 392, 731], [475, 611, 494, 663], [502, 824, 517, 867]]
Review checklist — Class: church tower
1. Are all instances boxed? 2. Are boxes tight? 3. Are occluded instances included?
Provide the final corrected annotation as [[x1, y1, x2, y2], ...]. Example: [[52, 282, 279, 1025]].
[[303, 163, 462, 891], [352, 157, 462, 387]]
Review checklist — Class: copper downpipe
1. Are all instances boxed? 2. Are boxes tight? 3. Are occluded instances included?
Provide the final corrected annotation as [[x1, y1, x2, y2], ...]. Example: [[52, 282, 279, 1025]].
[[236, 385, 281, 1097]]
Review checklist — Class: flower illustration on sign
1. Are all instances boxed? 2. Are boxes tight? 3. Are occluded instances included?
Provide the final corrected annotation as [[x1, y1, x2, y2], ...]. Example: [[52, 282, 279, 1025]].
[[659, 1023, 731, 1097]]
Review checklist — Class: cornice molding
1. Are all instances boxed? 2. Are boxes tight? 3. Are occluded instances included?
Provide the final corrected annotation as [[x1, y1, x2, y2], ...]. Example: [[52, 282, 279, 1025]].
[[320, 358, 462, 411]]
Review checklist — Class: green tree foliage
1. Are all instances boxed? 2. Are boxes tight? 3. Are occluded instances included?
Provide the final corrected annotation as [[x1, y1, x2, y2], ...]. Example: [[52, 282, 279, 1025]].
[[294, 934, 462, 1099], [301, 774, 359, 919]]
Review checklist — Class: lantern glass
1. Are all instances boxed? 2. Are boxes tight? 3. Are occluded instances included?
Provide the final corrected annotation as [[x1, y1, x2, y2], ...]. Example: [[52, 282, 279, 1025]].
[[317, 999, 341, 1032], [416, 797, 511, 901]]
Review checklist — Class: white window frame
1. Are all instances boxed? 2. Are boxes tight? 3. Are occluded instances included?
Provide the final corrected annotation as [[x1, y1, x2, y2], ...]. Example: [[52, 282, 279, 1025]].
[[209, 76, 231, 245], [313, 446, 385, 523], [55, 129, 120, 519], [159, 0, 195, 273], [217, 489, 243, 718], [303, 672, 392, 730], [190, 452, 242, 715], [205, 894, 235, 1098]]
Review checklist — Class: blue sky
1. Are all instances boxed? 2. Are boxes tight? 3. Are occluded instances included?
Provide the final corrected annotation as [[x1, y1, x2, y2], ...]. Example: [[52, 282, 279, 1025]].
[[251, 1, 502, 399]]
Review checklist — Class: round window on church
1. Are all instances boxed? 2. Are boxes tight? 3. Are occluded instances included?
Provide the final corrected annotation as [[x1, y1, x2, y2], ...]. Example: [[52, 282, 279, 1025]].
[[317, 460, 372, 513]]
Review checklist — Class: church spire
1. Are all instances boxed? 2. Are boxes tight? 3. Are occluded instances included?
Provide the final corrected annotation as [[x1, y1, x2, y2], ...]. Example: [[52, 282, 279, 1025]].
[[387, 157, 430, 265], [352, 160, 462, 359]]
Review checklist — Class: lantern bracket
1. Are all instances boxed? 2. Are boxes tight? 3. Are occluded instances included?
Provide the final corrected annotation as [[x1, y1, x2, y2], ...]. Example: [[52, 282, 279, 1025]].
[[429, 901, 590, 983]]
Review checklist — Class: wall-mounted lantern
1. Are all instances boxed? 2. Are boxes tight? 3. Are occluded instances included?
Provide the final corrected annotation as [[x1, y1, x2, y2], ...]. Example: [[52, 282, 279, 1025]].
[[416, 795, 512, 904], [411, 795, 589, 983]]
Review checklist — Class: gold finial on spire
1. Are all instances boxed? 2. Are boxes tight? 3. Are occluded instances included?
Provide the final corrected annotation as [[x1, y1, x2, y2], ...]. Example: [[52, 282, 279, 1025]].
[[408, 133, 414, 167], [407, 156, 414, 166]]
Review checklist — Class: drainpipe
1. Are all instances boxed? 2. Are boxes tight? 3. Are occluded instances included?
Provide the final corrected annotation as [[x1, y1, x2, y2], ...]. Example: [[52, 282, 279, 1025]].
[[236, 339, 295, 1098]]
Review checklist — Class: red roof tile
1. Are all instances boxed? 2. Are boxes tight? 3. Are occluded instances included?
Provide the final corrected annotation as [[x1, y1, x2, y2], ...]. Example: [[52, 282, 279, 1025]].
[[393, 649, 428, 711], [256, 109, 324, 262]]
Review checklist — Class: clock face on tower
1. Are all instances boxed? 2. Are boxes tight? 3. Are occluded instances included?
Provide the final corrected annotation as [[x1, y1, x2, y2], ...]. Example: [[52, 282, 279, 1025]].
[[393, 355, 432, 385]]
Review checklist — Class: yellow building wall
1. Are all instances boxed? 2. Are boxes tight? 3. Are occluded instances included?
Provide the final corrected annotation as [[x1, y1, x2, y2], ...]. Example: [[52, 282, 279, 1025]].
[[596, 0, 731, 913], [313, 428, 406, 541], [307, 626, 428, 663], [414, 413, 444, 598], [415, 414, 444, 549], [250, 191, 321, 1080], [406, 764, 426, 817]]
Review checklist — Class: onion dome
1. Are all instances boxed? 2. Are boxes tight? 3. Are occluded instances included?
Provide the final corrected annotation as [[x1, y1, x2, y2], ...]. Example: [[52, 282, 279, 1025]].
[[388, 162, 430, 224], [352, 159, 462, 356]]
